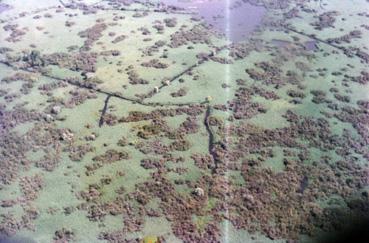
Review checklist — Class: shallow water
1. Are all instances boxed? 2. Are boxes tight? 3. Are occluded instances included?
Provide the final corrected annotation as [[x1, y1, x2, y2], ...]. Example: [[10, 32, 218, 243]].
[[304, 40, 318, 51], [0, 3, 12, 13], [0, 235, 36, 243], [157, 0, 266, 41], [1, 0, 369, 242]]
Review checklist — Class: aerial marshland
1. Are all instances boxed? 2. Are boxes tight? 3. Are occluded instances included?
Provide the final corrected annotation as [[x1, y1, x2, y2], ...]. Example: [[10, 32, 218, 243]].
[[1, 0, 369, 242]]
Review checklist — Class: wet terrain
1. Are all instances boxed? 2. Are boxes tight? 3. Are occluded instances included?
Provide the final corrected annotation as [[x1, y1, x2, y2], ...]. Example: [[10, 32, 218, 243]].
[[156, 0, 266, 41], [1, 0, 369, 242]]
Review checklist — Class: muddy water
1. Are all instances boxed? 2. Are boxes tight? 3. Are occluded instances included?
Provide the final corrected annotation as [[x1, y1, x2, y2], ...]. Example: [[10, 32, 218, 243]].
[[156, 0, 266, 41]]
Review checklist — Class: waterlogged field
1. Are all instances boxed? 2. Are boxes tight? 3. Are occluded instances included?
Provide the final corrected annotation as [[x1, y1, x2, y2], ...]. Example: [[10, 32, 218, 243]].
[[1, 0, 369, 242]]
